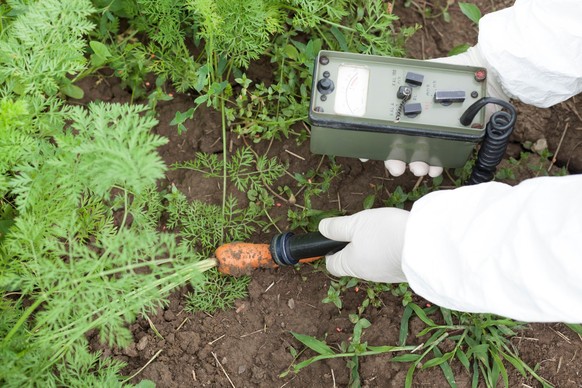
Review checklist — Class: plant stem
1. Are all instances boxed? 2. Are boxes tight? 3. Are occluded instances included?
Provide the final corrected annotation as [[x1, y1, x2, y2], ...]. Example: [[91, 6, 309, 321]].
[[2, 296, 45, 344], [220, 96, 227, 244], [120, 188, 129, 230]]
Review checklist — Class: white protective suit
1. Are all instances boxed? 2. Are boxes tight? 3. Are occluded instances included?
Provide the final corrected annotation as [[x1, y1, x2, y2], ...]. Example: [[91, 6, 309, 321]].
[[403, 0, 582, 322]]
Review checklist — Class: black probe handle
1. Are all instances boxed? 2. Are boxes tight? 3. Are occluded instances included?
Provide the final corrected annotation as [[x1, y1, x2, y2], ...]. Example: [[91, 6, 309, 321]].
[[270, 232, 349, 266]]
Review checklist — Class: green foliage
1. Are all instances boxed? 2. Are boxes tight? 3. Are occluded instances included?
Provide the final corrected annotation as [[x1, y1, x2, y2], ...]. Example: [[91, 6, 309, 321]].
[[0, 104, 213, 386], [289, 0, 416, 56], [448, 43, 471, 56], [322, 276, 358, 310], [170, 107, 195, 135], [0, 0, 421, 384], [395, 304, 553, 388], [384, 186, 410, 208], [284, 159, 343, 230], [0, 99, 216, 385], [566, 323, 582, 336], [185, 269, 251, 313], [0, 0, 95, 98], [175, 147, 287, 210], [281, 315, 415, 383], [494, 151, 568, 183], [189, 0, 284, 68], [68, 103, 167, 196], [0, 4, 217, 383], [405, 0, 454, 23], [165, 185, 264, 251], [459, 3, 482, 24]]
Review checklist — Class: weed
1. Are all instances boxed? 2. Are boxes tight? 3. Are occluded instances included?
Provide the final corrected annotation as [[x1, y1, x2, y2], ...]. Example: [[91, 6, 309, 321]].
[[322, 277, 359, 310], [170, 107, 196, 135], [283, 158, 344, 230], [384, 186, 410, 208], [459, 2, 482, 24], [357, 282, 392, 315], [567, 323, 582, 336], [281, 316, 415, 383], [494, 151, 568, 182], [395, 303, 552, 387], [230, 64, 313, 142]]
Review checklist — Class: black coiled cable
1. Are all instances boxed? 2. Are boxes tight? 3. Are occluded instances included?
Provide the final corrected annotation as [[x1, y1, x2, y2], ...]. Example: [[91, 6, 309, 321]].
[[459, 97, 517, 185]]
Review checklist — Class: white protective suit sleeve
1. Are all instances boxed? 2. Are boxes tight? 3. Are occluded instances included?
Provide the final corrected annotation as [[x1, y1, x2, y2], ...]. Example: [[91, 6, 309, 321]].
[[477, 0, 582, 107], [403, 176, 582, 323], [402, 0, 582, 323]]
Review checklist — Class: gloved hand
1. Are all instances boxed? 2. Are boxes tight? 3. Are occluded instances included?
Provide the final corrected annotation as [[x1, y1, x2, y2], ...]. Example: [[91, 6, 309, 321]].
[[381, 45, 511, 178], [318, 208, 409, 283]]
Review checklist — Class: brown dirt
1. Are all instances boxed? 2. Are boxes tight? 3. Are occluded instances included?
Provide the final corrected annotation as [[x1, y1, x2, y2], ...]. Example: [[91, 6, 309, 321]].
[[86, 1, 582, 387]]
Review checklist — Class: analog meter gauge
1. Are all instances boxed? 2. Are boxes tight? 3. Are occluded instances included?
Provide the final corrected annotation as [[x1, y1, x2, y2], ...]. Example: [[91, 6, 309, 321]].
[[333, 65, 370, 117]]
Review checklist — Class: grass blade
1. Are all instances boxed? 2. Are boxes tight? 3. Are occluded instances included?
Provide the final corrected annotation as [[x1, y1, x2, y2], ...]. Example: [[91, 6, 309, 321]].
[[409, 303, 437, 327], [391, 353, 422, 363], [399, 304, 414, 345], [456, 348, 470, 371], [290, 332, 334, 356], [432, 347, 457, 388], [566, 323, 582, 335]]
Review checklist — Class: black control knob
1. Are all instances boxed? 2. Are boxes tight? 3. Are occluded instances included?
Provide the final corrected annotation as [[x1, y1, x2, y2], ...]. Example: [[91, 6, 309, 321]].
[[317, 78, 334, 95]]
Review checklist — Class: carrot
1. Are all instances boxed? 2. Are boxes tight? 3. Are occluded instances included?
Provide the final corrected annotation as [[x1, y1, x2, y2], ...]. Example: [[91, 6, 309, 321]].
[[215, 242, 321, 277]]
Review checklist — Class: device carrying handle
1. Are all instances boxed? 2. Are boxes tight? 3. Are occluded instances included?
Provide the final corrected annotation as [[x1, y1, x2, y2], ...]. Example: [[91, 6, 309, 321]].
[[270, 232, 348, 266], [460, 97, 517, 185]]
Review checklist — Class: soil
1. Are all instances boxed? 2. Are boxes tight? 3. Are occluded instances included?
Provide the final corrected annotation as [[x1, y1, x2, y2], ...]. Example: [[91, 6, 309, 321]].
[[86, 1, 582, 387]]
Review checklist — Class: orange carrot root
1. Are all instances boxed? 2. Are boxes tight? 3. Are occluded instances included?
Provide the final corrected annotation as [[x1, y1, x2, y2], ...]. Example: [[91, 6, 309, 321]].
[[215, 242, 322, 276], [215, 242, 276, 276]]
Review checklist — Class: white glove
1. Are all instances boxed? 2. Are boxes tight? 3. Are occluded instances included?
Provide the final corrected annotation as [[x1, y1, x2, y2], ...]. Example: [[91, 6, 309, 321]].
[[384, 160, 443, 178], [318, 208, 409, 283]]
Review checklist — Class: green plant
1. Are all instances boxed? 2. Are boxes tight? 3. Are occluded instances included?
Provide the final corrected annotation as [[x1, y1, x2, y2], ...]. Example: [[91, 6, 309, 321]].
[[288, 0, 416, 56], [185, 269, 251, 313], [566, 323, 582, 336], [191, 0, 285, 69], [459, 2, 482, 24], [322, 276, 359, 310], [174, 146, 287, 226], [281, 315, 415, 384], [395, 303, 552, 387], [164, 183, 266, 250], [404, 0, 453, 22], [493, 151, 568, 183], [283, 158, 344, 230], [0, 0, 95, 99], [0, 2, 220, 384], [170, 107, 196, 135], [357, 282, 394, 315], [384, 186, 410, 208], [0, 101, 216, 385], [446, 3, 481, 56]]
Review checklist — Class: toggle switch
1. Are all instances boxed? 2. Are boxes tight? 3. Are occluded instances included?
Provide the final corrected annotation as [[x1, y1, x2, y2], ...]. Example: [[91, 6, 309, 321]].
[[405, 72, 424, 86], [403, 102, 422, 118], [434, 90, 466, 105], [397, 85, 412, 100]]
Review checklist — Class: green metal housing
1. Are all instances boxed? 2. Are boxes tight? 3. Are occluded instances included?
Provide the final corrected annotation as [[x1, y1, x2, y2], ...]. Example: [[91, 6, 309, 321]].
[[309, 50, 488, 167]]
